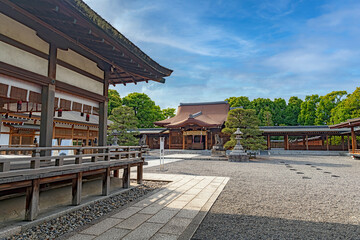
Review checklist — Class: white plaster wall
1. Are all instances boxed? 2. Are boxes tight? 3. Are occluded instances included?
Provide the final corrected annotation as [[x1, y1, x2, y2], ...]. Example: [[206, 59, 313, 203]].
[[57, 49, 104, 79], [0, 13, 49, 54], [0, 124, 10, 145], [56, 65, 103, 95], [0, 41, 48, 76]]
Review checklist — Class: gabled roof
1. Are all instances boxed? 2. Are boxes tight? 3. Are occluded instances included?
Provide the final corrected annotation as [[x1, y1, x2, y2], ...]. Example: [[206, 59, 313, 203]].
[[2, 0, 172, 85], [155, 101, 229, 128]]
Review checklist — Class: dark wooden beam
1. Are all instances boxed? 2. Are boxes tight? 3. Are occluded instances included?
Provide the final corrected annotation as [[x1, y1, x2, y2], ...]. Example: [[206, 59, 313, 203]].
[[102, 167, 110, 196], [25, 179, 40, 221]]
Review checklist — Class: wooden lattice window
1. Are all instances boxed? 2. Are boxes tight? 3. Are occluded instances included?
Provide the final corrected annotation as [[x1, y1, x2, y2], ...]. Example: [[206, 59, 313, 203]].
[[83, 104, 92, 114], [29, 91, 41, 104], [72, 102, 82, 112], [93, 107, 99, 115], [0, 83, 8, 97], [10, 86, 27, 101], [60, 99, 71, 110], [54, 98, 59, 108]]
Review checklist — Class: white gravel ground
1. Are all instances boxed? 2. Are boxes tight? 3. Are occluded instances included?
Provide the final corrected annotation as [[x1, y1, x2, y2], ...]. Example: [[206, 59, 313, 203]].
[[146, 155, 360, 239]]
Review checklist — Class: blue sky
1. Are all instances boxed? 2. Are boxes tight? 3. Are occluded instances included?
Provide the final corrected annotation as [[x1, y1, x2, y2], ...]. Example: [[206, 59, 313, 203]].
[[84, 0, 360, 109]]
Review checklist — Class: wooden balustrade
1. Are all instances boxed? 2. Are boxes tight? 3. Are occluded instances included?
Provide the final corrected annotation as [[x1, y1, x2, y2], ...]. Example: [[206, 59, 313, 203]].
[[0, 145, 148, 221]]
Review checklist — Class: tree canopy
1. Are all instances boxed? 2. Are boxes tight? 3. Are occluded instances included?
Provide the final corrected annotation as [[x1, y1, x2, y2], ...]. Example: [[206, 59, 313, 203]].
[[222, 108, 266, 150], [122, 92, 164, 128], [162, 108, 176, 119], [108, 89, 122, 116], [330, 88, 360, 124], [315, 91, 347, 125], [298, 94, 320, 125]]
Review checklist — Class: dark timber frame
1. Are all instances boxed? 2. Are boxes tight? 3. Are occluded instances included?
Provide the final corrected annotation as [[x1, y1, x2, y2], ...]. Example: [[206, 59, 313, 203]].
[[0, 0, 172, 222]]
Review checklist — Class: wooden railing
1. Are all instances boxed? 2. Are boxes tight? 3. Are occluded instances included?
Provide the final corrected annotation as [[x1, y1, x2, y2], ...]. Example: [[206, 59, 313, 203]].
[[0, 145, 145, 173], [0, 145, 148, 221]]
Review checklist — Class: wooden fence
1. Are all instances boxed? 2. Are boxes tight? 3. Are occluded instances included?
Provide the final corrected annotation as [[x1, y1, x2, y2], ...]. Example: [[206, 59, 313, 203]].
[[0, 145, 146, 221]]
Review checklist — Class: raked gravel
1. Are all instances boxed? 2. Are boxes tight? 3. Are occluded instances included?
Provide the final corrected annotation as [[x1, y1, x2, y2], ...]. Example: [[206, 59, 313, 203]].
[[4, 181, 166, 240], [146, 155, 360, 239]]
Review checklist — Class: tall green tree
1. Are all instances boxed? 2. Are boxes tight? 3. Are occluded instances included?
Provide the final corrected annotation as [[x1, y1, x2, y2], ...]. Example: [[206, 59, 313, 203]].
[[284, 96, 303, 126], [298, 94, 320, 125], [122, 93, 163, 128], [108, 106, 138, 146], [251, 98, 274, 125], [222, 108, 266, 150], [272, 98, 287, 125], [108, 89, 122, 116], [315, 91, 347, 125], [330, 88, 360, 124], [162, 108, 176, 119], [225, 96, 252, 109]]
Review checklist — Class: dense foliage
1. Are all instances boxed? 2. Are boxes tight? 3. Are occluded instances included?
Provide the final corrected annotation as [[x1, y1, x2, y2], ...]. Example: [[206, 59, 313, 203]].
[[108, 106, 138, 146], [108, 89, 122, 116], [226, 88, 359, 126], [122, 92, 164, 128], [222, 108, 266, 150], [106, 90, 178, 144]]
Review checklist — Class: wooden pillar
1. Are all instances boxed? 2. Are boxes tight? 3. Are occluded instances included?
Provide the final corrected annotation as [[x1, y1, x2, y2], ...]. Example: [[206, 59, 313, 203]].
[[284, 135, 288, 150], [71, 124, 74, 140], [205, 132, 208, 150], [99, 70, 109, 147], [348, 135, 351, 151], [137, 162, 143, 184], [102, 167, 110, 196], [351, 127, 357, 154], [169, 132, 171, 149], [123, 164, 130, 188], [39, 84, 55, 155], [40, 43, 57, 155], [341, 135, 345, 151], [267, 135, 271, 150], [326, 135, 329, 151], [114, 170, 120, 178], [210, 132, 213, 148], [72, 172, 82, 205], [306, 135, 309, 150], [86, 126, 90, 146], [182, 132, 185, 150], [98, 101, 108, 147], [25, 179, 40, 221]]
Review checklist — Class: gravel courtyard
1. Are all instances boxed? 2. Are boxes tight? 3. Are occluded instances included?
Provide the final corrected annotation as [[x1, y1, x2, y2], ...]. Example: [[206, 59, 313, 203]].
[[146, 155, 360, 239]]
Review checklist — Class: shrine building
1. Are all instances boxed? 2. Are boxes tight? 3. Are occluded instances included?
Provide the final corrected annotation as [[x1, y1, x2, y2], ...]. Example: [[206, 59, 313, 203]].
[[154, 101, 230, 150], [0, 0, 172, 148]]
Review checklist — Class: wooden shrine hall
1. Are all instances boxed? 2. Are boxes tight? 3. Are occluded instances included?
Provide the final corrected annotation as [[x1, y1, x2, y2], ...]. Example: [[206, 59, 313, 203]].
[[154, 101, 230, 150], [261, 126, 352, 151], [330, 117, 360, 156], [0, 0, 172, 222]]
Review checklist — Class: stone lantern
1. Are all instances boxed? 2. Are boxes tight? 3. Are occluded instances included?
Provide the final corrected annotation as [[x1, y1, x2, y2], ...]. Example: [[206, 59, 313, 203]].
[[228, 128, 249, 162]]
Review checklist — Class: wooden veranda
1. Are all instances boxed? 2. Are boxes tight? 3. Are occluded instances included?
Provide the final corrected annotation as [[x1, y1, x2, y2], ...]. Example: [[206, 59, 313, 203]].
[[0, 145, 145, 221], [0, 0, 172, 222]]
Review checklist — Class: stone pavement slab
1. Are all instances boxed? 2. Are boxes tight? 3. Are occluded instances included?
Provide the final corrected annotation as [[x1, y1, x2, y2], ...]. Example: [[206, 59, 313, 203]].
[[76, 173, 229, 239], [81, 217, 123, 236]]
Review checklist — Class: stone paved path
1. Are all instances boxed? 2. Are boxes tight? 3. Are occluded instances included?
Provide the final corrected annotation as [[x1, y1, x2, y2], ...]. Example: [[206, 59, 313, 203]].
[[68, 173, 229, 240]]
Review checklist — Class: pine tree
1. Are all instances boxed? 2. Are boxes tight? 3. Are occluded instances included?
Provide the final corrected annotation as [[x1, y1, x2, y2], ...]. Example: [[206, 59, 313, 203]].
[[222, 108, 266, 150]]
